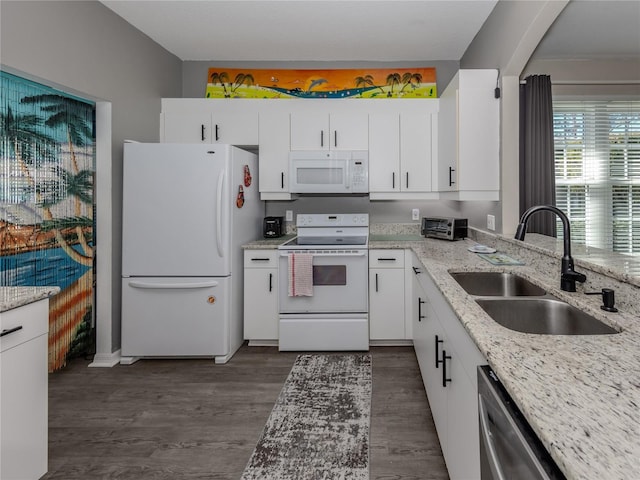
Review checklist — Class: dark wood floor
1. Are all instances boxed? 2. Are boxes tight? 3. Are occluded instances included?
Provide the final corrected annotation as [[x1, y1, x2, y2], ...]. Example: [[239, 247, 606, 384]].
[[42, 345, 448, 480]]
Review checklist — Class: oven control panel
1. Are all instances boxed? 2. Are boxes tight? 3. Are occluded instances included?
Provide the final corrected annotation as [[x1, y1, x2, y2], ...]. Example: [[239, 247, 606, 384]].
[[296, 213, 369, 227]]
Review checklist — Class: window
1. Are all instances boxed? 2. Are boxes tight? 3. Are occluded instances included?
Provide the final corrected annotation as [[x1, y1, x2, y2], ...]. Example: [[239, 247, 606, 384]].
[[553, 100, 640, 254]]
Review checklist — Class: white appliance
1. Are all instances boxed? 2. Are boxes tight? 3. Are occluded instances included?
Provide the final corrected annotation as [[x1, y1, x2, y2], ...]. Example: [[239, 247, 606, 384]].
[[289, 151, 369, 194], [278, 214, 369, 351], [121, 142, 262, 364]]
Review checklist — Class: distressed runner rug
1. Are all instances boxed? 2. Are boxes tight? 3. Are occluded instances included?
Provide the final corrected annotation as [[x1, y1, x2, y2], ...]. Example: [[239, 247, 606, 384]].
[[241, 354, 372, 480]]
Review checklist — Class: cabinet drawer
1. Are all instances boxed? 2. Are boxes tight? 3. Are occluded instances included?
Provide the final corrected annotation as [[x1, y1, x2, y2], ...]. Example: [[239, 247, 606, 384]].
[[0, 299, 49, 353], [244, 250, 278, 268], [369, 249, 405, 268]]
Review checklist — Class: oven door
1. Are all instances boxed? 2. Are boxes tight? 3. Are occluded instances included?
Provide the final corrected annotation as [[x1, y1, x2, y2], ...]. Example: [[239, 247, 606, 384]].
[[278, 249, 368, 313]]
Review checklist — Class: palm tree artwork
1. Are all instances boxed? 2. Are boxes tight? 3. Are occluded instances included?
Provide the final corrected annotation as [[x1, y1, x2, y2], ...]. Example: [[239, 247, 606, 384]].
[[20, 94, 94, 266], [205, 67, 437, 99], [209, 71, 231, 97], [1, 74, 95, 371]]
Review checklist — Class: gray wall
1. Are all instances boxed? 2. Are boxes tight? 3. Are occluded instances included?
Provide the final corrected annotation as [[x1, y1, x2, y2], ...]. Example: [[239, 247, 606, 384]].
[[1, 0, 183, 353]]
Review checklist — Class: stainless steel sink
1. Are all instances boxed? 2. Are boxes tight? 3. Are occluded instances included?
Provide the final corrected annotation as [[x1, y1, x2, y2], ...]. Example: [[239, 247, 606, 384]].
[[476, 298, 618, 335], [450, 272, 546, 296]]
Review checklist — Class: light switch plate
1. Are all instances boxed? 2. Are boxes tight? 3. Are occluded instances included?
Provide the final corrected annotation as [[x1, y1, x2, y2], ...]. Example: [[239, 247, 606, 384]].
[[285, 210, 293, 222], [487, 214, 496, 231], [412, 208, 420, 221]]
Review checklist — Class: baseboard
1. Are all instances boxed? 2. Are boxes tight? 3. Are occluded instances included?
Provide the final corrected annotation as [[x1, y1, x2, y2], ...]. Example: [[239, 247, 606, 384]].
[[247, 340, 279, 347], [369, 340, 414, 347], [88, 349, 121, 367]]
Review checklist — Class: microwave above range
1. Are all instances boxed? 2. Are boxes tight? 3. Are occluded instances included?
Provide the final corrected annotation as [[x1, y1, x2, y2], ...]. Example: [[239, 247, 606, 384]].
[[289, 150, 369, 194]]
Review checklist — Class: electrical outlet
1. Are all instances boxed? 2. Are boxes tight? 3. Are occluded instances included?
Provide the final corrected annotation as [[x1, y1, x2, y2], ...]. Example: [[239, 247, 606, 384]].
[[285, 210, 293, 222], [412, 208, 420, 221], [487, 214, 496, 231]]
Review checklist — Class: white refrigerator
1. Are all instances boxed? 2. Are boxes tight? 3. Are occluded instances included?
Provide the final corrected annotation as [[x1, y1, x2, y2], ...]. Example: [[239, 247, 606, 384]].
[[121, 142, 262, 364]]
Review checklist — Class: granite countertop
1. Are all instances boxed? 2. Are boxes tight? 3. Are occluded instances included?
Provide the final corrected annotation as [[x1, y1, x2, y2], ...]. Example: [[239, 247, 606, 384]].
[[373, 234, 640, 480], [243, 226, 640, 478], [0, 286, 60, 313], [242, 234, 295, 249]]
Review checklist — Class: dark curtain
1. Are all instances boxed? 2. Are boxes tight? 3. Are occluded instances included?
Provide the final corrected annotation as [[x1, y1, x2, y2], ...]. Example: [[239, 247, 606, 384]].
[[519, 75, 557, 236]]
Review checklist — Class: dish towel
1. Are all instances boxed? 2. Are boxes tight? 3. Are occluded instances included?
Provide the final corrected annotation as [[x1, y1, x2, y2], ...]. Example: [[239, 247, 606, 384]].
[[288, 253, 314, 297]]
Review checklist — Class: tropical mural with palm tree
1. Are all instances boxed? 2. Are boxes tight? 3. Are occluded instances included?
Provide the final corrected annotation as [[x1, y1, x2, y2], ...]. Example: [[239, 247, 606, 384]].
[[206, 67, 436, 99], [1, 71, 95, 372]]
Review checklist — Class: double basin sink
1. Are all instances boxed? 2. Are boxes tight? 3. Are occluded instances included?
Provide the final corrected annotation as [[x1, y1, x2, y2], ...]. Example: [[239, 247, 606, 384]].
[[450, 272, 618, 335]]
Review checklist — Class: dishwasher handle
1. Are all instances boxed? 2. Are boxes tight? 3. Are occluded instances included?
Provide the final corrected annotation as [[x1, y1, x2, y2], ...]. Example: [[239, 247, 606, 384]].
[[478, 393, 507, 480]]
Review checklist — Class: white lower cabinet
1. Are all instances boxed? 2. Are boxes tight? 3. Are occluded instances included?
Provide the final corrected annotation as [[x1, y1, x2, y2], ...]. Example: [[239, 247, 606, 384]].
[[1, 298, 49, 480], [243, 250, 279, 343], [369, 249, 406, 340], [410, 252, 485, 480]]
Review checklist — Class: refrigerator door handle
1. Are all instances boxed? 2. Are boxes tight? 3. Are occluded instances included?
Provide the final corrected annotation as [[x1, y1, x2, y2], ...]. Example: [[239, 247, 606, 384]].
[[128, 280, 219, 289], [216, 169, 225, 259]]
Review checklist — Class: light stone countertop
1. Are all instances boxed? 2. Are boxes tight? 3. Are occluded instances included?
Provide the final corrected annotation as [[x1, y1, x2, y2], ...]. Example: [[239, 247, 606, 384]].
[[371, 232, 640, 480], [243, 225, 640, 479], [0, 286, 60, 313], [242, 234, 294, 249]]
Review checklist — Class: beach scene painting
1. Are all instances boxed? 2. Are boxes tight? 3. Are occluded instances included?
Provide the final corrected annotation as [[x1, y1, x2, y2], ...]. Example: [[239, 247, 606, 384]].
[[205, 67, 437, 99], [1, 71, 95, 372]]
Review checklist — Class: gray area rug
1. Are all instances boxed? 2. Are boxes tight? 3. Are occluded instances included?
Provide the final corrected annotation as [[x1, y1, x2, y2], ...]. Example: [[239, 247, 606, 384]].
[[241, 354, 372, 480]]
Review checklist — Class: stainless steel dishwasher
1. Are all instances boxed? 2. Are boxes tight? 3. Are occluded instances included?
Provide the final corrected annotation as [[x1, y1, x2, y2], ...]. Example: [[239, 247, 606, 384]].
[[477, 366, 566, 480]]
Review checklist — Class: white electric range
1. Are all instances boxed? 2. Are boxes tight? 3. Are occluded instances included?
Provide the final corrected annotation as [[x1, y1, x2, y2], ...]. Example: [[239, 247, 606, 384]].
[[277, 214, 369, 351]]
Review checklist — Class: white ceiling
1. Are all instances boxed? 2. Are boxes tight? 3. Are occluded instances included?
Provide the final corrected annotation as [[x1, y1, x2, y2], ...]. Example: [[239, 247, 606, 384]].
[[100, 0, 640, 63], [100, 0, 498, 61]]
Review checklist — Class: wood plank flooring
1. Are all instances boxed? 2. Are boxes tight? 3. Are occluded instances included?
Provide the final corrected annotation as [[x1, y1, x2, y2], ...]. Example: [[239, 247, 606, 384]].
[[42, 346, 448, 480]]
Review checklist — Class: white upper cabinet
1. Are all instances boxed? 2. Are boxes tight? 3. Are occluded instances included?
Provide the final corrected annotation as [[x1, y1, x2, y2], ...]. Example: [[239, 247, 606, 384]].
[[436, 69, 500, 200], [161, 112, 212, 143], [290, 112, 368, 150], [369, 110, 438, 200], [161, 98, 443, 200], [369, 113, 400, 193], [160, 99, 259, 146], [259, 110, 292, 200]]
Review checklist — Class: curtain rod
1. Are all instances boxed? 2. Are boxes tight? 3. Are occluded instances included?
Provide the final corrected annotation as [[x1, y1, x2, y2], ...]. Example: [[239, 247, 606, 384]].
[[519, 79, 640, 85]]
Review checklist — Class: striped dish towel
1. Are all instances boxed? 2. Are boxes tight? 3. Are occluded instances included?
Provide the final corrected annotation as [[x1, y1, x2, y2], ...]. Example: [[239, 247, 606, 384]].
[[288, 253, 314, 297]]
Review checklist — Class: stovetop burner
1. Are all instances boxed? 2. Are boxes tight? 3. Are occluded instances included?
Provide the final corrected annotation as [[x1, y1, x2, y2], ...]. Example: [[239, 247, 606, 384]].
[[278, 213, 369, 250], [281, 235, 368, 247]]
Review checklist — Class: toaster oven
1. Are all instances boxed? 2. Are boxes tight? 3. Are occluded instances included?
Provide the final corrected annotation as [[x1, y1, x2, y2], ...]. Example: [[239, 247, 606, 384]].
[[421, 217, 468, 241]]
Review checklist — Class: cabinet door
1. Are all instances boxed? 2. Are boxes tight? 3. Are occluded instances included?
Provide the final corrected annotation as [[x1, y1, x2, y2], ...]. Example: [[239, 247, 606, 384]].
[[290, 112, 329, 150], [401, 113, 433, 192], [446, 352, 481, 480], [244, 269, 278, 340], [422, 300, 449, 453], [259, 111, 291, 197], [369, 268, 405, 339], [1, 334, 48, 480], [211, 112, 258, 145], [369, 113, 400, 193], [162, 112, 212, 143], [290, 112, 368, 150], [437, 72, 459, 192], [457, 82, 499, 192], [244, 250, 279, 341], [329, 112, 369, 150]]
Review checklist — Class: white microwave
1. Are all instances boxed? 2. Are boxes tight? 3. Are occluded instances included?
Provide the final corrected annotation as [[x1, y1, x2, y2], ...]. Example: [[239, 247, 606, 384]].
[[289, 150, 369, 194]]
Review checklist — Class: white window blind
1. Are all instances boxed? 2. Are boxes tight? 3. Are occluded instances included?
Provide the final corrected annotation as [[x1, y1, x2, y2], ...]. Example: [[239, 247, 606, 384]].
[[553, 100, 640, 254]]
